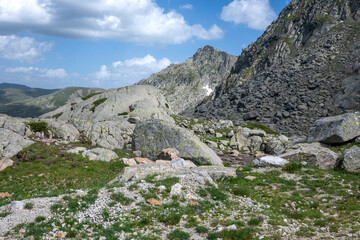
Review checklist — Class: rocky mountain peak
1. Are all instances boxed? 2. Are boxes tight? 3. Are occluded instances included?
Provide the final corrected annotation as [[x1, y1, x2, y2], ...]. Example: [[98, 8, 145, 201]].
[[192, 0, 360, 136], [138, 45, 237, 114]]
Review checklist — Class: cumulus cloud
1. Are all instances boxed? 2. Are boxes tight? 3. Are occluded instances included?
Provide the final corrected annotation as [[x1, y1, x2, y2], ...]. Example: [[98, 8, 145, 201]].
[[0, 35, 52, 62], [220, 0, 276, 30], [0, 0, 223, 44], [180, 4, 193, 10], [89, 54, 171, 88]]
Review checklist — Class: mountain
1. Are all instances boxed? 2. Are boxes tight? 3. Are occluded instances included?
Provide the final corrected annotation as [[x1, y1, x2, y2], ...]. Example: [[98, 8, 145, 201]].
[[191, 0, 360, 135], [138, 45, 237, 114], [0, 87, 103, 118], [0, 87, 59, 105], [0, 83, 33, 90]]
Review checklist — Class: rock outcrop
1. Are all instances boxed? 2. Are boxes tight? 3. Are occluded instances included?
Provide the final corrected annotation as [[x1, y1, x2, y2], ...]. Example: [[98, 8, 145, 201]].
[[132, 119, 223, 165], [0, 128, 34, 158], [307, 112, 360, 144], [343, 146, 360, 172], [192, 0, 360, 136], [138, 46, 237, 114]]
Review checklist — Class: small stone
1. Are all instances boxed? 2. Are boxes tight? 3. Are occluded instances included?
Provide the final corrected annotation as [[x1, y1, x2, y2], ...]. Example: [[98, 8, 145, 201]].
[[244, 176, 257, 181], [227, 224, 237, 230], [216, 132, 223, 138], [19, 229, 26, 234], [170, 158, 193, 167], [189, 201, 200, 207], [133, 150, 142, 157], [146, 198, 161, 206], [255, 156, 289, 167], [135, 157, 154, 164], [155, 160, 170, 164], [229, 150, 240, 156], [158, 185, 166, 192], [157, 148, 180, 160], [170, 183, 182, 195], [0, 192, 11, 198], [121, 158, 137, 166], [185, 193, 198, 200], [0, 158, 14, 171], [67, 147, 87, 154]]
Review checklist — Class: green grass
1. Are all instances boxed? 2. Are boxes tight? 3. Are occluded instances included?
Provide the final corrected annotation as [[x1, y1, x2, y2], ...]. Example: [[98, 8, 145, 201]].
[[168, 229, 190, 240], [0, 142, 125, 207], [110, 192, 133, 206], [90, 98, 107, 112], [242, 122, 279, 135], [81, 92, 102, 101]]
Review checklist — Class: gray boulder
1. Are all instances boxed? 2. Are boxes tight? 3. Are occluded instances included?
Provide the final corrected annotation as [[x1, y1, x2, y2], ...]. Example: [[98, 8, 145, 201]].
[[265, 139, 286, 155], [343, 147, 360, 173], [254, 156, 289, 167], [42, 85, 174, 123], [73, 120, 135, 150], [307, 113, 360, 144], [82, 148, 118, 162], [132, 119, 223, 165], [0, 129, 34, 158], [0, 114, 32, 136], [47, 121, 80, 142], [280, 143, 338, 170]]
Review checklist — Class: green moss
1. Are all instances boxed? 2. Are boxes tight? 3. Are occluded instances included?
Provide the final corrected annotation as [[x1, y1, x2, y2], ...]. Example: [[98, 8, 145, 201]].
[[82, 92, 102, 101], [118, 112, 128, 116], [52, 112, 63, 119], [90, 98, 107, 112], [242, 122, 279, 135]]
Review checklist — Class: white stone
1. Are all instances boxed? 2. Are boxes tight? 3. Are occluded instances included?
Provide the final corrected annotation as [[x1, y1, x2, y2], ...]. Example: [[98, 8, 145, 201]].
[[170, 183, 182, 196], [255, 156, 289, 167]]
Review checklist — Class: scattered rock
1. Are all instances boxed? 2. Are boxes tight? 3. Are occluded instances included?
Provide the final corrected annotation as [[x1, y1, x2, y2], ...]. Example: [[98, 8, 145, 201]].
[[170, 183, 183, 196], [307, 113, 360, 144], [132, 119, 223, 165], [146, 198, 161, 206], [8, 201, 25, 212], [0, 192, 11, 198], [0, 158, 14, 171], [67, 147, 87, 154], [244, 176, 257, 181], [280, 143, 338, 169], [82, 148, 118, 162], [254, 156, 289, 167], [157, 148, 180, 160], [343, 146, 360, 173], [170, 158, 195, 168], [0, 129, 34, 158], [47, 121, 80, 142], [121, 158, 137, 166], [135, 157, 154, 164], [56, 231, 67, 238], [189, 201, 200, 207]]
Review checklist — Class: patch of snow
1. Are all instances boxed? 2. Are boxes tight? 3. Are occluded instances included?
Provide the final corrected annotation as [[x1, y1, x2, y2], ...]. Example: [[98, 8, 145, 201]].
[[203, 84, 213, 96]]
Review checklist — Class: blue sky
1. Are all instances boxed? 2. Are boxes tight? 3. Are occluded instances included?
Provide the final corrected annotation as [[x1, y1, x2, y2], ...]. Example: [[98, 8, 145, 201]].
[[0, 0, 288, 89]]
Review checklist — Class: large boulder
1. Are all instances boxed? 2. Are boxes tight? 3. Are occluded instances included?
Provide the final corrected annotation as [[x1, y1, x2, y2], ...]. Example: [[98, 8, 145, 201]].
[[47, 120, 80, 142], [307, 113, 360, 144], [343, 146, 360, 173], [41, 85, 174, 123], [82, 148, 118, 162], [0, 128, 34, 158], [73, 120, 135, 149], [132, 119, 223, 165], [0, 114, 32, 136], [280, 143, 338, 170]]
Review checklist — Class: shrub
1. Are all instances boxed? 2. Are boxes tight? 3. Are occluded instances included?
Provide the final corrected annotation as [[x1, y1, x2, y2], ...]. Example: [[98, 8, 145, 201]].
[[52, 112, 63, 119], [25, 121, 49, 133], [24, 202, 34, 210], [81, 92, 102, 101], [90, 98, 107, 112]]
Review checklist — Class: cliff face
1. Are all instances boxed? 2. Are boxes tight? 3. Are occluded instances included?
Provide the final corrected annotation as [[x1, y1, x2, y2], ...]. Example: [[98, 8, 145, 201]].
[[138, 46, 237, 114], [192, 0, 360, 135]]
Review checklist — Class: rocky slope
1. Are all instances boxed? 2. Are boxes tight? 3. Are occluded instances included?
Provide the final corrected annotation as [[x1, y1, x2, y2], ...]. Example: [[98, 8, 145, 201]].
[[191, 0, 360, 136], [138, 45, 237, 114], [0, 87, 102, 118]]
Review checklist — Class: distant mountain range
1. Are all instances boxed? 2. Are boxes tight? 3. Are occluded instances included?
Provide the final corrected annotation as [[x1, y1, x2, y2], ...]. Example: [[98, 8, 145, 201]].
[[0, 83, 103, 118]]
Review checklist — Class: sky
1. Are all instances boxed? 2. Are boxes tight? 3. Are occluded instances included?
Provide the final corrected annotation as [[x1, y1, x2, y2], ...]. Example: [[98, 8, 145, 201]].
[[0, 0, 289, 90]]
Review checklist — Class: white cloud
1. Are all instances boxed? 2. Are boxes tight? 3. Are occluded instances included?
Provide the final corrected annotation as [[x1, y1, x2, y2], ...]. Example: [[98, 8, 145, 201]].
[[220, 0, 276, 30], [180, 4, 193, 10], [0, 0, 223, 44], [0, 35, 52, 62], [5, 66, 67, 78], [90, 54, 171, 87]]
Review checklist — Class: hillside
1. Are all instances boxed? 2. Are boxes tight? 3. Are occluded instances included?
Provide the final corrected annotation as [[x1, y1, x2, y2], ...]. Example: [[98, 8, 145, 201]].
[[191, 0, 360, 135], [0, 87, 103, 118], [138, 45, 237, 114], [0, 88, 58, 105]]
